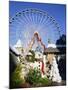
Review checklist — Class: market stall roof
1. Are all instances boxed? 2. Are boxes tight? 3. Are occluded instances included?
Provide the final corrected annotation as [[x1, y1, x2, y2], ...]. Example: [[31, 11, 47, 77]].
[[45, 47, 60, 53], [45, 43, 66, 54]]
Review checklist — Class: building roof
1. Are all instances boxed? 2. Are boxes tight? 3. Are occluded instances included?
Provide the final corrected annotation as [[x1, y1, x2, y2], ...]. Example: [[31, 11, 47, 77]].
[[10, 46, 20, 56], [47, 44, 56, 48], [45, 47, 60, 53], [46, 43, 66, 54], [47, 43, 66, 48]]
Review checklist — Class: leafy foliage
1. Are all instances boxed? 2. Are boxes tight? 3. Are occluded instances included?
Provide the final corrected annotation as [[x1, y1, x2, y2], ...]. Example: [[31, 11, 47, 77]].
[[11, 64, 25, 88], [26, 68, 41, 85], [56, 34, 66, 53], [26, 68, 52, 86], [39, 77, 52, 86], [56, 34, 66, 45], [26, 50, 35, 62]]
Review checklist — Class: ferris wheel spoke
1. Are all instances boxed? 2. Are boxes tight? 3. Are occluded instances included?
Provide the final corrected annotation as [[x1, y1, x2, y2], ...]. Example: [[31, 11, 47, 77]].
[[10, 16, 26, 28], [13, 12, 29, 26], [38, 14, 44, 24], [16, 13, 29, 25], [23, 12, 32, 24], [32, 12, 36, 24], [29, 11, 34, 24], [35, 12, 41, 25], [26, 11, 33, 24], [40, 14, 49, 27], [39, 14, 45, 25], [35, 12, 38, 25]]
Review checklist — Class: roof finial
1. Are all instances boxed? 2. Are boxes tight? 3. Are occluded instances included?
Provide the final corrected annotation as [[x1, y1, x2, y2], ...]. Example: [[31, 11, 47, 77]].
[[48, 38, 51, 44]]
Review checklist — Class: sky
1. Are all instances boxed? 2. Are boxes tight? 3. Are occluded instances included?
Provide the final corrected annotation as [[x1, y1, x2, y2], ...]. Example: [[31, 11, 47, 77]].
[[9, 1, 66, 48]]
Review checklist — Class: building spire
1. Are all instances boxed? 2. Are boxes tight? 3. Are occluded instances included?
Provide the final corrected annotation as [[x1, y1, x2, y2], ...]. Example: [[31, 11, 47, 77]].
[[14, 39, 23, 48]]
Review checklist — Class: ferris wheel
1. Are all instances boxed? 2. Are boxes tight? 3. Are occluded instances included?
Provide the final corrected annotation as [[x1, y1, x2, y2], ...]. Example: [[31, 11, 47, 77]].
[[9, 8, 62, 47]]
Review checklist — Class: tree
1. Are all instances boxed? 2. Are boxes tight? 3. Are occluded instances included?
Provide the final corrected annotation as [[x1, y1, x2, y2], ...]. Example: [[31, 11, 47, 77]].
[[56, 34, 66, 53], [56, 34, 66, 80], [56, 34, 66, 45]]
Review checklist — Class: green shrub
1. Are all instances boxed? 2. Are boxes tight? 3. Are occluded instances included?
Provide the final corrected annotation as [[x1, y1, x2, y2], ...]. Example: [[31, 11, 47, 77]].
[[11, 64, 25, 88], [26, 68, 52, 86], [39, 77, 52, 86], [26, 68, 41, 85]]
